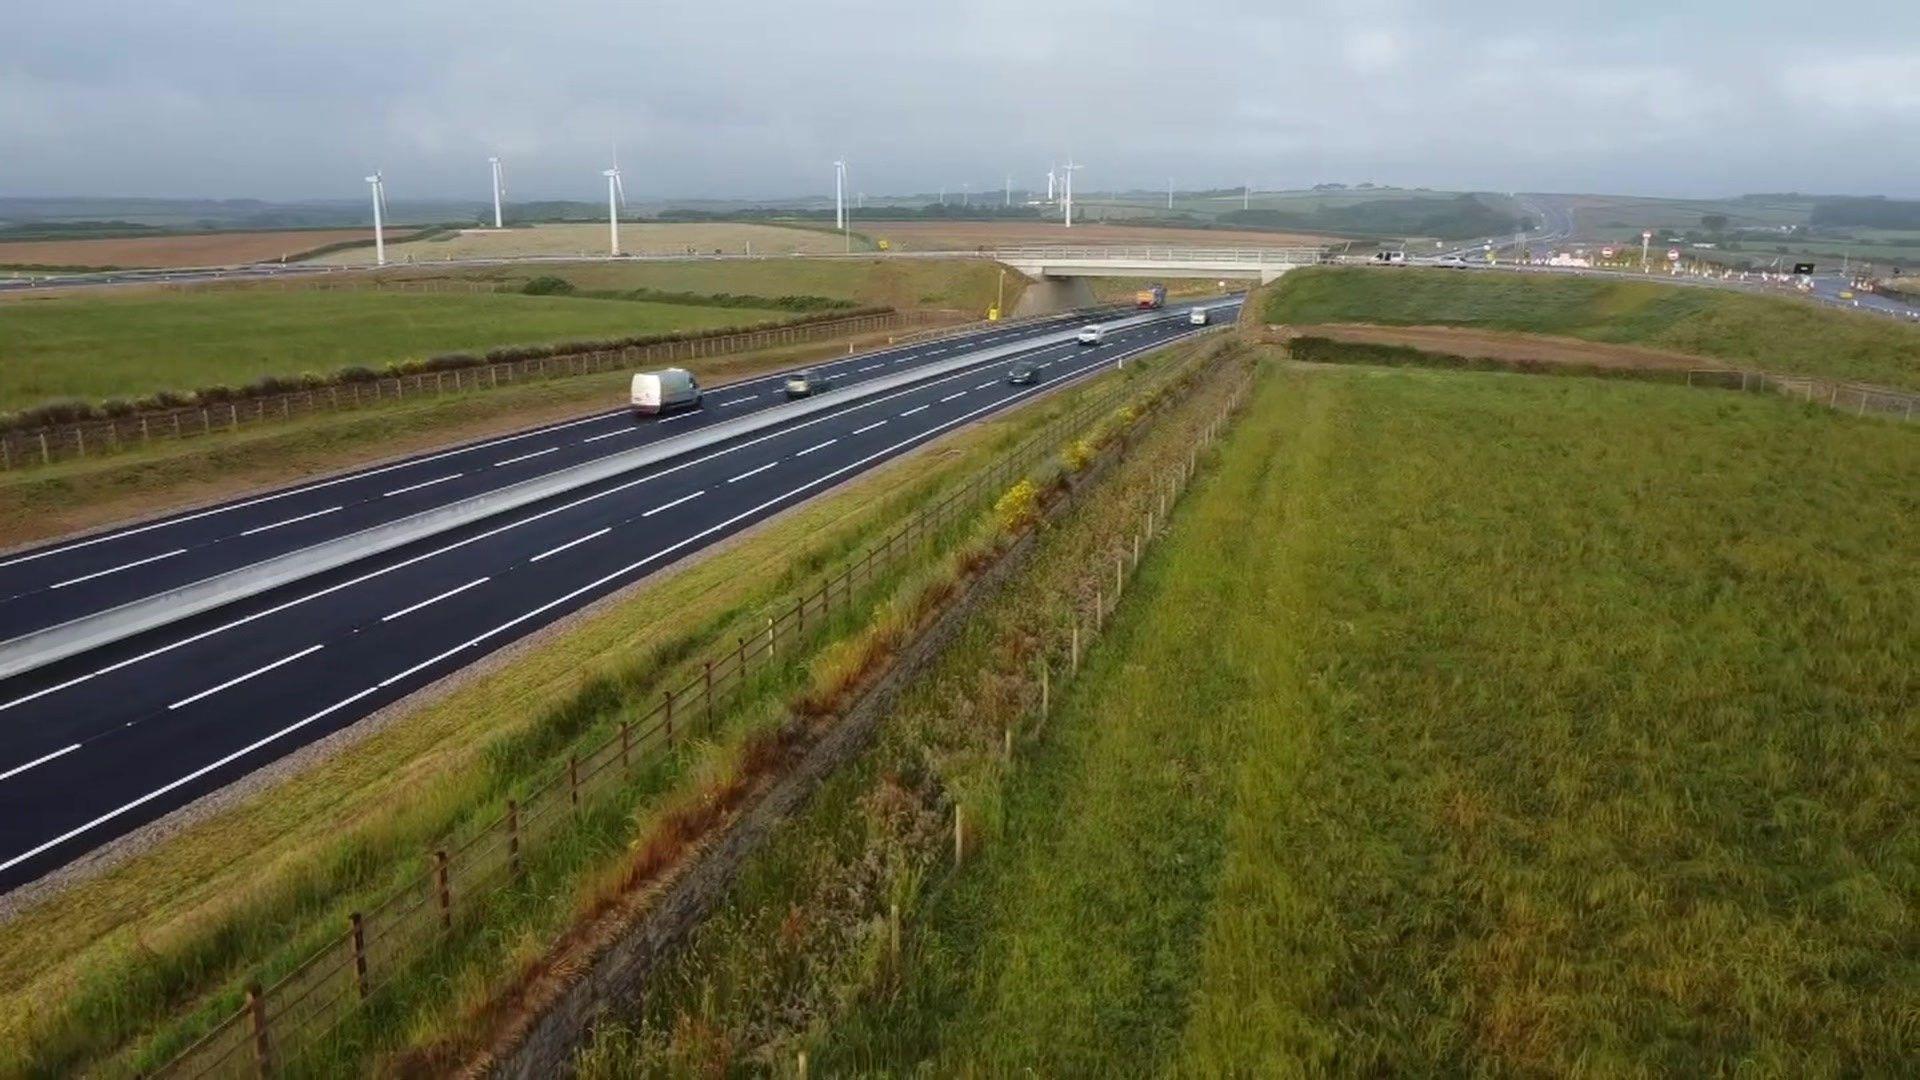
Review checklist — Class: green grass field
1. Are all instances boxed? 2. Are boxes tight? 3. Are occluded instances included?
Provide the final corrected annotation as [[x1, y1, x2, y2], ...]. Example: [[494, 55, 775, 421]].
[[1267, 266, 1920, 389], [816, 364, 1916, 1072], [0, 290, 783, 411], [386, 257, 1016, 316]]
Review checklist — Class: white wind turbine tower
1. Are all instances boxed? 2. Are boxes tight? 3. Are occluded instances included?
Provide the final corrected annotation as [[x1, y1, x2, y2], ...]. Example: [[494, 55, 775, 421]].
[[602, 154, 627, 256], [1046, 164, 1056, 202], [489, 156, 505, 229], [833, 158, 846, 231], [1062, 157, 1082, 228], [365, 171, 388, 266]]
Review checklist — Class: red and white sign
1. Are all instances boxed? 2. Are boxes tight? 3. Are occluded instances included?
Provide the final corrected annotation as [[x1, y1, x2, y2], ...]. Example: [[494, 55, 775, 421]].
[[1667, 248, 1682, 262], [1601, 247, 1617, 258]]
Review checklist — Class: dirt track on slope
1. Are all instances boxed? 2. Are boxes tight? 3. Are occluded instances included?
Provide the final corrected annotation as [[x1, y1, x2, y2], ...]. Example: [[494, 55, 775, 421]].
[[1280, 324, 1735, 373]]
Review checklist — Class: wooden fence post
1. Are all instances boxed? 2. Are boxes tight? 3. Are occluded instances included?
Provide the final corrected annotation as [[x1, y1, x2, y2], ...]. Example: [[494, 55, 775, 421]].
[[349, 913, 370, 1001], [247, 983, 273, 1078], [704, 661, 715, 728], [434, 850, 452, 931], [1070, 617, 1079, 674], [569, 755, 581, 813], [767, 616, 776, 659], [620, 720, 632, 770], [665, 689, 676, 740], [1040, 660, 1049, 718], [954, 804, 966, 865], [507, 799, 522, 879]]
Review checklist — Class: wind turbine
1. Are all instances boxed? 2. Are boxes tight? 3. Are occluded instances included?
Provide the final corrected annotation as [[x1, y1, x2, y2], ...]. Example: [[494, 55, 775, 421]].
[[1243, 182, 1250, 211], [833, 158, 846, 231], [1062, 157, 1082, 228], [489, 156, 505, 229], [365, 171, 388, 266], [1047, 164, 1056, 203], [603, 154, 626, 256], [1005, 173, 1012, 208]]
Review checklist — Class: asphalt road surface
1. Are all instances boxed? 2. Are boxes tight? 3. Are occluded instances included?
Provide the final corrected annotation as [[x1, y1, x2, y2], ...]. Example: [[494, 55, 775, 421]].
[[0, 310, 1113, 640], [0, 302, 1235, 892]]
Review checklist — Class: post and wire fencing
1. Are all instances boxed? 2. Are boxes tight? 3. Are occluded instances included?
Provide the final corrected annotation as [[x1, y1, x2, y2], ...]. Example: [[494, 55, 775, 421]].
[[150, 334, 1232, 1079], [0, 308, 959, 471], [1686, 368, 1920, 421]]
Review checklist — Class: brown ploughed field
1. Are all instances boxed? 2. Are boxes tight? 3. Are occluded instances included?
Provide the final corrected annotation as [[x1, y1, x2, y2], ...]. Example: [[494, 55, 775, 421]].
[[0, 229, 384, 269]]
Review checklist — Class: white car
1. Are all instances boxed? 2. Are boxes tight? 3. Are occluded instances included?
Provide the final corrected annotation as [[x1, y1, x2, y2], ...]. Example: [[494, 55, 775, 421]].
[[1076, 324, 1105, 346]]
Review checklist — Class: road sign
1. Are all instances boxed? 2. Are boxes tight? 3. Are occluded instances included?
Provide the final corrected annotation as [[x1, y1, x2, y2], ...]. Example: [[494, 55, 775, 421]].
[[1792, 262, 1816, 275], [1667, 248, 1682, 262]]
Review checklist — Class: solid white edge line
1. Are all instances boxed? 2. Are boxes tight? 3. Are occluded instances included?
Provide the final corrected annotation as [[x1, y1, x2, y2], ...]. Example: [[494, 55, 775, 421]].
[[167, 643, 325, 710], [0, 687, 379, 873], [642, 489, 706, 518], [380, 575, 493, 619], [48, 548, 189, 590], [381, 472, 463, 498], [0, 743, 80, 782], [239, 505, 341, 537], [726, 461, 778, 484]]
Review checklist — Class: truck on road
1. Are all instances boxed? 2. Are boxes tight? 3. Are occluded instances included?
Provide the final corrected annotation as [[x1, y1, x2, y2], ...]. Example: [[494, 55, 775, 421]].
[[1135, 283, 1167, 309]]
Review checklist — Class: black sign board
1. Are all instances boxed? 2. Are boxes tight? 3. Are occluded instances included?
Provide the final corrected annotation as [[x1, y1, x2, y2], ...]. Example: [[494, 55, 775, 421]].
[[1792, 262, 1816, 275]]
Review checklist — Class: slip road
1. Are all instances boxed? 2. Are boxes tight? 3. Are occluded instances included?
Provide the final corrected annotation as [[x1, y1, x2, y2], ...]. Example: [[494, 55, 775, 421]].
[[0, 304, 1236, 891]]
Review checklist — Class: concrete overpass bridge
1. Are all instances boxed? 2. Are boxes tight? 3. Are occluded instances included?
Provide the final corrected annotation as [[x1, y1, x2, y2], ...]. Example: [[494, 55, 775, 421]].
[[994, 245, 1326, 285]]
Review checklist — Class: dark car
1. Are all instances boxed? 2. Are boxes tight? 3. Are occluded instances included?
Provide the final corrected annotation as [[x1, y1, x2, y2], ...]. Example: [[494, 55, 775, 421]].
[[784, 369, 832, 398], [1006, 363, 1038, 386]]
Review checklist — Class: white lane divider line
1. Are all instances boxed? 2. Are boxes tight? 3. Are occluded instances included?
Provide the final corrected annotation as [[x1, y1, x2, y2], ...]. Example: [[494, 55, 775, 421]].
[[493, 446, 559, 467], [0, 687, 379, 874], [530, 529, 611, 563], [382, 473, 463, 498], [794, 438, 838, 457], [380, 576, 493, 619], [900, 404, 929, 417], [939, 391, 968, 403], [642, 489, 706, 518], [0, 743, 80, 783], [239, 506, 343, 538], [851, 420, 888, 436], [975, 380, 997, 390], [49, 548, 188, 590], [582, 428, 630, 444], [718, 395, 758, 407], [727, 461, 778, 484], [857, 364, 882, 373], [168, 643, 325, 710], [659, 411, 704, 423]]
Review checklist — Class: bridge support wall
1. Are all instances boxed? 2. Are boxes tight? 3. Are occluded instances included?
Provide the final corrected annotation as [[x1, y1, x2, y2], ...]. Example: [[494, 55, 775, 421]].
[[1009, 276, 1098, 318]]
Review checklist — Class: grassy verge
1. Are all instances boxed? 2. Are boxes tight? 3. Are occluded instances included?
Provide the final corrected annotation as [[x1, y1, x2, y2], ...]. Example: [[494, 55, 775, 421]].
[[568, 343, 1257, 1075], [379, 257, 1017, 316], [1266, 265, 1920, 390], [804, 361, 1908, 1072], [0, 344, 1185, 1078], [0, 328, 908, 551], [0, 290, 785, 411]]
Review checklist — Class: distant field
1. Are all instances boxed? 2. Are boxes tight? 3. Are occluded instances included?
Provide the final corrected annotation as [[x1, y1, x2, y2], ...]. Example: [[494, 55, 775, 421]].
[[0, 229, 389, 270], [0, 290, 782, 410], [843, 366, 1916, 1072], [382, 256, 1017, 315], [1266, 267, 1920, 389], [865, 219, 1328, 250], [309, 221, 854, 265]]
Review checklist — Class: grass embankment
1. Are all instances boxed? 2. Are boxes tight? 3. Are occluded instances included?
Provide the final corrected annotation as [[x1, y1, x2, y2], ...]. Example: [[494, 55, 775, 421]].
[[0, 290, 784, 411], [385, 257, 1020, 317], [0, 348, 1167, 1079], [570, 343, 1257, 1075], [307, 222, 857, 264], [0, 327, 907, 551], [806, 364, 1910, 1072], [1267, 266, 1920, 390]]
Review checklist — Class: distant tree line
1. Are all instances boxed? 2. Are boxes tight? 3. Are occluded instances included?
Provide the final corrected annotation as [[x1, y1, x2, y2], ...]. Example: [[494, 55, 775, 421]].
[[1217, 193, 1528, 240], [1809, 196, 1920, 229]]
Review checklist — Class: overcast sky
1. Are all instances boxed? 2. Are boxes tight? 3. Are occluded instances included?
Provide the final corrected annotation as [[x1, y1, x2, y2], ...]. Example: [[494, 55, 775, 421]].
[[6, 0, 1919, 203]]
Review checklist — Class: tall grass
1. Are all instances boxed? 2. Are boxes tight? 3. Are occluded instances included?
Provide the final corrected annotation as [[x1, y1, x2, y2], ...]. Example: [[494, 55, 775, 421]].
[[839, 364, 1915, 1073], [1265, 266, 1920, 390]]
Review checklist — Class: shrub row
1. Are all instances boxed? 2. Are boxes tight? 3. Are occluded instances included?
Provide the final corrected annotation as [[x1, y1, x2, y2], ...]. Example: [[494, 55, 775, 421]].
[[518, 274, 857, 313], [1, 306, 892, 433]]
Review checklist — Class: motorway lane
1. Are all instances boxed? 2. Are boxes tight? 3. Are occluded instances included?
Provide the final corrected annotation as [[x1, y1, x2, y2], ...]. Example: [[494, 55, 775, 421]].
[[0, 307, 1231, 890], [0, 310, 1121, 641]]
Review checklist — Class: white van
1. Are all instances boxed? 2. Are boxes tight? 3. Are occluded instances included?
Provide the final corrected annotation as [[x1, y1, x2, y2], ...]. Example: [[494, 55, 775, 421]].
[[630, 367, 702, 415], [1188, 307, 1209, 326], [1076, 324, 1105, 346]]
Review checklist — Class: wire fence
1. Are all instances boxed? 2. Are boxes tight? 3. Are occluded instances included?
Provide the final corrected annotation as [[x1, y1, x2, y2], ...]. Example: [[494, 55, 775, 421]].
[[1687, 368, 1920, 421], [149, 331, 1227, 1079], [0, 309, 957, 471]]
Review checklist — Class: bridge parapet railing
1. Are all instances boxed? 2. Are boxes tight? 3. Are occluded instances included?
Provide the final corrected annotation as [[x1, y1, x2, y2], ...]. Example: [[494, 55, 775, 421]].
[[991, 245, 1328, 266]]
